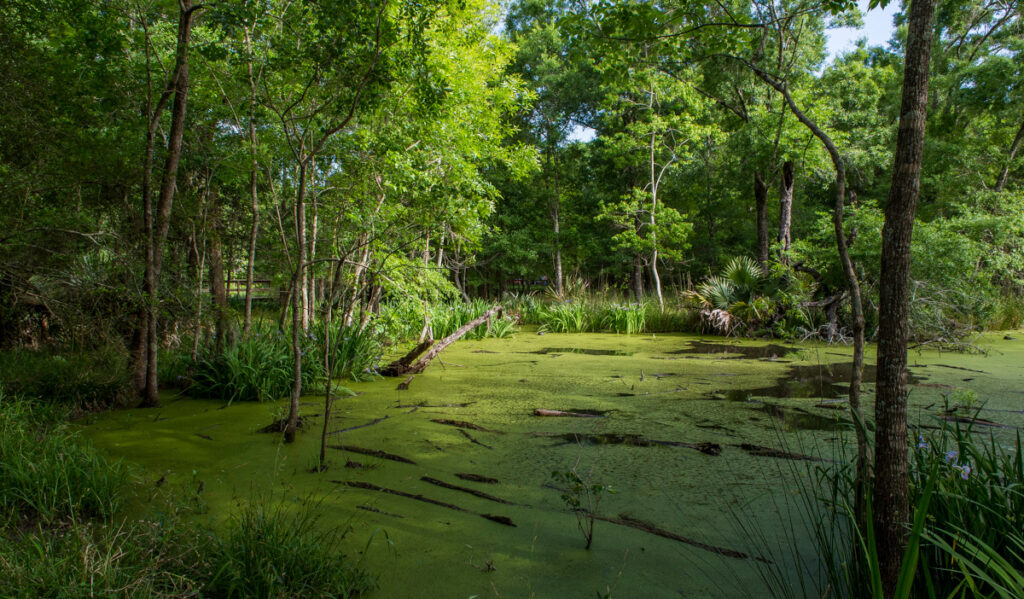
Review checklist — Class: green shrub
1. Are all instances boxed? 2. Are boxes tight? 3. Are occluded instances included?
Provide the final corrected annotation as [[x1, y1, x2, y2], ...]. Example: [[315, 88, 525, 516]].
[[599, 303, 646, 334], [0, 346, 131, 409], [0, 392, 127, 524], [187, 323, 323, 404]]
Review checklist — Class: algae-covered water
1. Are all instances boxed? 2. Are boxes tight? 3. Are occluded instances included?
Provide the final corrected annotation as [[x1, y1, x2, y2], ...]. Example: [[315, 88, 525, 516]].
[[81, 331, 1024, 598]]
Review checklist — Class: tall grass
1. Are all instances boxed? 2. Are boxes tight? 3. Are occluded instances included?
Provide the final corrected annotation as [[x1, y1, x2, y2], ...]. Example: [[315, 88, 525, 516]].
[[187, 322, 323, 403], [319, 321, 383, 381], [747, 418, 1024, 599], [205, 498, 376, 598], [0, 392, 127, 524]]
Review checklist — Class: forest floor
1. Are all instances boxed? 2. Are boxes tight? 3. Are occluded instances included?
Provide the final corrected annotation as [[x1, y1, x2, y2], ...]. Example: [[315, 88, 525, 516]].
[[80, 330, 1024, 598]]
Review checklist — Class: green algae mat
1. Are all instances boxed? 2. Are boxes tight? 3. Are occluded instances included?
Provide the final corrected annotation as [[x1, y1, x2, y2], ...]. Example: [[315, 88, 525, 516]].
[[82, 332, 1024, 598]]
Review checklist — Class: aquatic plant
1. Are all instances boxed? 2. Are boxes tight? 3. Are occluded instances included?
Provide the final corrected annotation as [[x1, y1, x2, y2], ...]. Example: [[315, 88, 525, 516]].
[[746, 419, 1024, 599], [551, 467, 615, 550], [600, 303, 646, 334], [188, 323, 323, 403], [318, 321, 383, 381], [539, 301, 590, 333]]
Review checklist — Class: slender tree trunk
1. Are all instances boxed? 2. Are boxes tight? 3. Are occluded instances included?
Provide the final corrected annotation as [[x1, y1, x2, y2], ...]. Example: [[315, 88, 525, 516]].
[[748, 63, 872, 552], [649, 124, 665, 312], [307, 185, 318, 329], [875, 1, 937, 594], [632, 254, 644, 301], [209, 199, 229, 354], [242, 26, 259, 337], [777, 160, 794, 263], [549, 149, 564, 297], [286, 160, 308, 444], [142, 0, 200, 407], [754, 171, 770, 273], [995, 118, 1024, 192]]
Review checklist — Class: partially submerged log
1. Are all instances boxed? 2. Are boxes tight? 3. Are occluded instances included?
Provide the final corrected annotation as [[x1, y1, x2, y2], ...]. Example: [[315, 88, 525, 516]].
[[380, 305, 503, 376], [328, 444, 417, 464], [420, 476, 514, 505], [337, 480, 516, 527], [594, 513, 767, 562], [397, 375, 415, 390], [533, 409, 603, 418]]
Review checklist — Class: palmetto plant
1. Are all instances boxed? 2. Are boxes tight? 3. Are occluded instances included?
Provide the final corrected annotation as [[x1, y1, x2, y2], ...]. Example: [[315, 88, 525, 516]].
[[687, 256, 769, 334]]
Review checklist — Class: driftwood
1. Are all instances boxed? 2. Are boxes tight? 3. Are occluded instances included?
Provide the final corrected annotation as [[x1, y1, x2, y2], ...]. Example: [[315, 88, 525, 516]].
[[327, 415, 389, 436], [431, 418, 495, 432], [457, 428, 493, 449], [380, 305, 502, 376], [396, 375, 415, 390]]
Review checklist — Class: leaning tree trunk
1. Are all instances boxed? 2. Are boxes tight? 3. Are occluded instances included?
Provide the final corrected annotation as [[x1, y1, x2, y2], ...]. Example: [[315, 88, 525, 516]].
[[874, 0, 937, 595], [142, 0, 200, 407], [754, 171, 770, 273], [748, 64, 871, 544], [777, 160, 794, 263]]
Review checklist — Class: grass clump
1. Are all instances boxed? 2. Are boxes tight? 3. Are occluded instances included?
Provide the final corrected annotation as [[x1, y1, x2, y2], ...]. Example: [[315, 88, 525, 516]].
[[186, 322, 324, 403], [0, 392, 127, 524], [205, 499, 376, 598]]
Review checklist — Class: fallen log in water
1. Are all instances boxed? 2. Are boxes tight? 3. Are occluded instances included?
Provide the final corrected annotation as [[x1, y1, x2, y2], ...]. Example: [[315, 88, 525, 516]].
[[381, 306, 502, 376], [594, 513, 767, 562], [327, 415, 389, 436], [431, 419, 498, 432], [455, 473, 500, 484], [457, 428, 493, 449], [327, 444, 417, 464], [533, 409, 604, 418], [420, 476, 514, 505], [336, 480, 516, 527]]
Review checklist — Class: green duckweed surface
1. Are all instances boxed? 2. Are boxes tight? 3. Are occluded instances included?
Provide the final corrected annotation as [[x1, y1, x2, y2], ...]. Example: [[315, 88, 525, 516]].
[[81, 331, 1024, 598]]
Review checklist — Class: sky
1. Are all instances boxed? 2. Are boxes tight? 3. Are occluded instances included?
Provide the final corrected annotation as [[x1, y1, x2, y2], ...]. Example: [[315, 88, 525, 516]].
[[825, 0, 899, 61]]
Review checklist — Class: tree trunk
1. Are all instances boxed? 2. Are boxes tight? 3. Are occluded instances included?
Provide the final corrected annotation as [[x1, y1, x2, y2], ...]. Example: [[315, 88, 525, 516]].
[[286, 160, 309, 444], [649, 127, 664, 312], [632, 255, 644, 302], [874, 0, 937, 595], [242, 26, 259, 337], [549, 149, 564, 298], [209, 206, 229, 354], [754, 171, 770, 273], [995, 119, 1024, 192], [141, 0, 200, 407], [777, 160, 794, 263]]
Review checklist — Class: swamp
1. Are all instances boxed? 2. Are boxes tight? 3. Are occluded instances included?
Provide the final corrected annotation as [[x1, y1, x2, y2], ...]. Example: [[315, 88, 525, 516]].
[[2, 0, 1024, 597]]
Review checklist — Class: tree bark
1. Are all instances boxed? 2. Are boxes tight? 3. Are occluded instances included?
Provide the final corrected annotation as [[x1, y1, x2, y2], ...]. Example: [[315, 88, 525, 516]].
[[777, 160, 794, 262], [874, 0, 937, 595], [242, 25, 259, 337], [141, 0, 201, 407], [632, 254, 644, 301], [209, 198, 229, 354], [754, 171, 770, 273], [286, 160, 308, 444]]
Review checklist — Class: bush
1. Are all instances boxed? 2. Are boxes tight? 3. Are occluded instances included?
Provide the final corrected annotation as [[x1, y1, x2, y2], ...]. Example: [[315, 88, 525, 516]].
[[0, 392, 128, 524], [0, 346, 131, 409], [187, 323, 323, 404]]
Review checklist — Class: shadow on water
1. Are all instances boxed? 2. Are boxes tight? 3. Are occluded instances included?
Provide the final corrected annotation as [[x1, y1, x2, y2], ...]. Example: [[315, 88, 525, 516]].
[[530, 347, 633, 356], [758, 403, 847, 432], [707, 362, 921, 401], [670, 341, 799, 359]]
